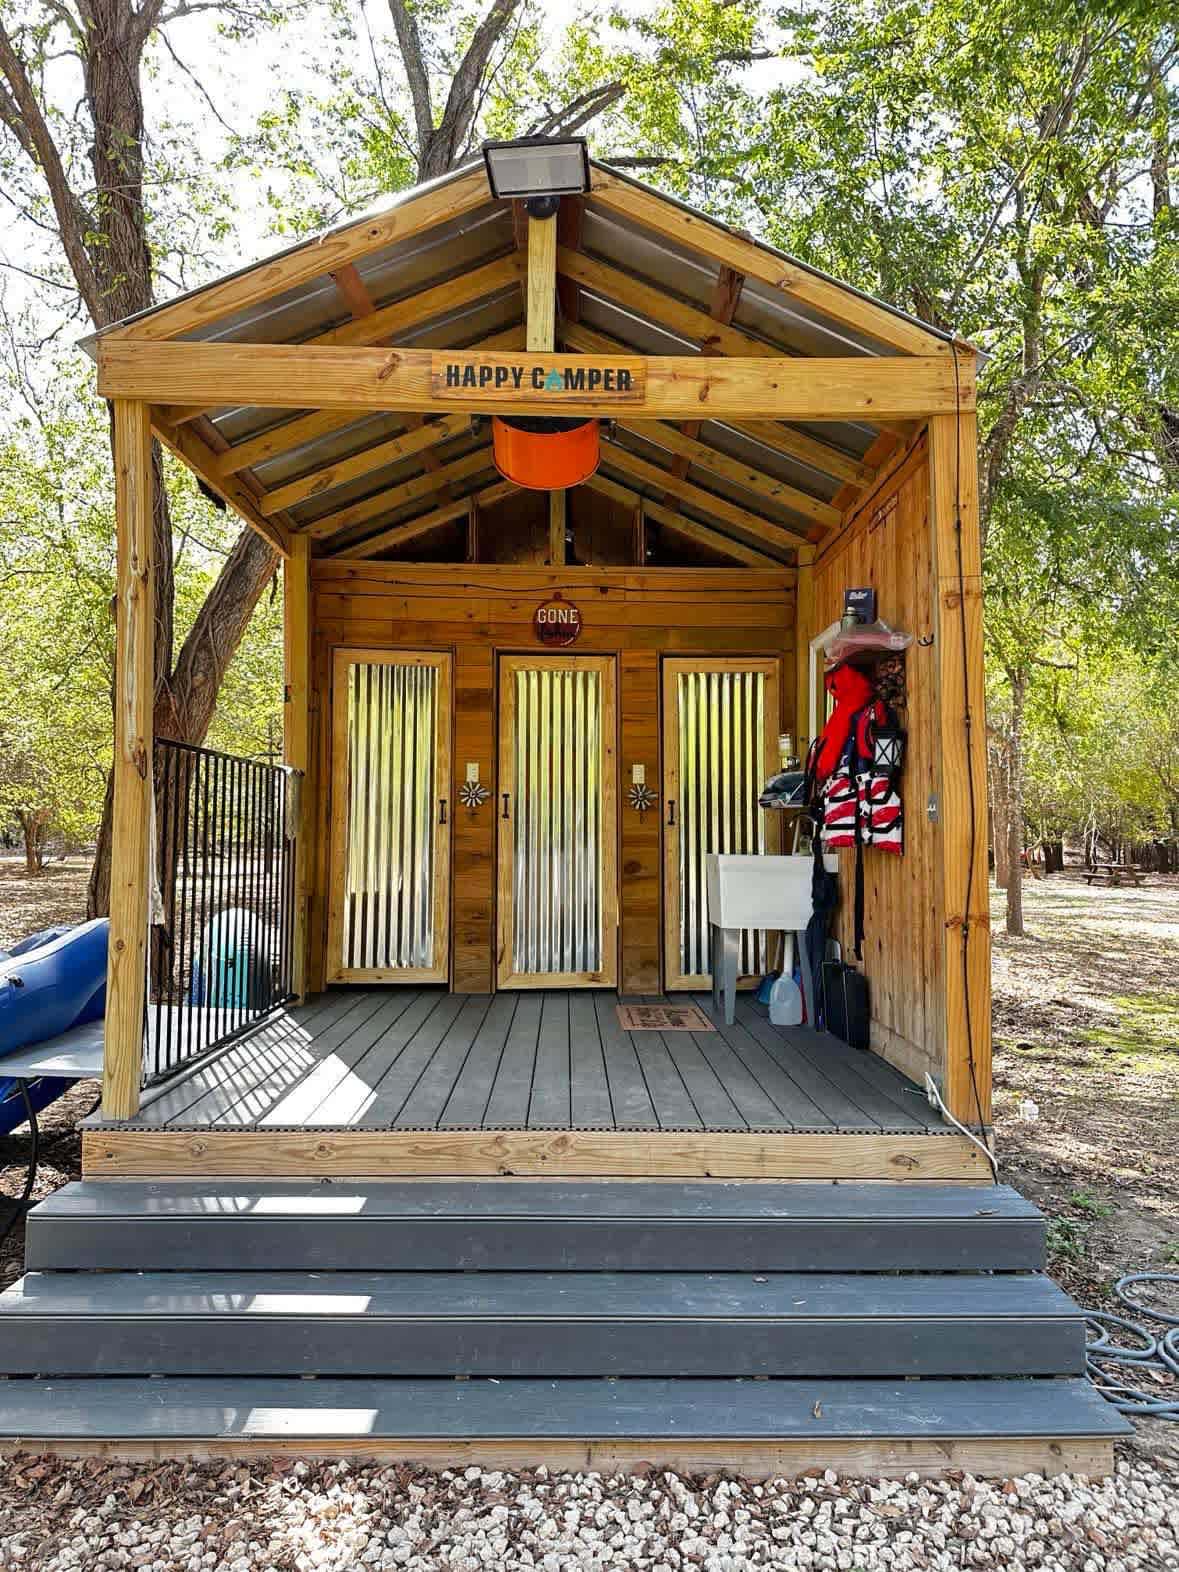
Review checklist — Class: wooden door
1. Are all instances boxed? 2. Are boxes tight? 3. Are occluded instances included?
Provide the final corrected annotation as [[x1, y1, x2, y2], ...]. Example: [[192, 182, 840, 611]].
[[328, 649, 452, 983], [497, 654, 618, 989], [662, 657, 781, 990]]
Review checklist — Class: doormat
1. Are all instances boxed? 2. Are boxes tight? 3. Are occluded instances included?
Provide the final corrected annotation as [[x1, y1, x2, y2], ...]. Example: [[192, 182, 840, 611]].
[[617, 1003, 716, 1033]]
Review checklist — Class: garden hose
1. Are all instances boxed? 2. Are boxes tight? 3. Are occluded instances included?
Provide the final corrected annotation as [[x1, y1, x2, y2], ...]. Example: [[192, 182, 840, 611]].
[[1085, 1275, 1179, 1420]]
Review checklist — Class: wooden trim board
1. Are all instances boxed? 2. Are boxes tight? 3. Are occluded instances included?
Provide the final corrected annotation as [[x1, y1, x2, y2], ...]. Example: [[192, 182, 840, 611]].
[[97, 343, 975, 423], [326, 649, 452, 983], [0, 1435, 1115, 1480], [81, 1128, 988, 1179]]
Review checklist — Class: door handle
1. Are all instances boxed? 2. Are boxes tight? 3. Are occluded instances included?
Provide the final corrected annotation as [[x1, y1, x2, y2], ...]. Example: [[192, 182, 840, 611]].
[[667, 799, 676, 826], [439, 798, 448, 825], [502, 793, 511, 819]]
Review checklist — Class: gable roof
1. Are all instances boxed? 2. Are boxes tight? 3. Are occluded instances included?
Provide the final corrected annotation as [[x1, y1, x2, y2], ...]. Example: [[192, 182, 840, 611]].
[[80, 160, 970, 566]]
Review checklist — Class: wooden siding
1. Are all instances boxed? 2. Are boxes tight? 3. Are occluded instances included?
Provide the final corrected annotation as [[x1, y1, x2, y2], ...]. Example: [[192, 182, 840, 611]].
[[308, 562, 796, 995], [808, 436, 944, 1092]]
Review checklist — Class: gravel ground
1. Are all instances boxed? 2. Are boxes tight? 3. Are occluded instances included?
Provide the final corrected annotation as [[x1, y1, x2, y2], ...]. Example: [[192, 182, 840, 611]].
[[0, 1455, 1176, 1572]]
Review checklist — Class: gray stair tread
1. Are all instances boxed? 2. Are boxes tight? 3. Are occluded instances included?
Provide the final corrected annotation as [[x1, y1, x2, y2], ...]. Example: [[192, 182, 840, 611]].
[[0, 1270, 1075, 1321], [0, 1377, 1131, 1440], [31, 1179, 1041, 1224]]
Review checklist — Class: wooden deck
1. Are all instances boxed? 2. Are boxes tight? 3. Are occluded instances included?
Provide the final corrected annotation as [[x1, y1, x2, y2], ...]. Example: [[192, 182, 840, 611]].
[[102, 989, 947, 1136]]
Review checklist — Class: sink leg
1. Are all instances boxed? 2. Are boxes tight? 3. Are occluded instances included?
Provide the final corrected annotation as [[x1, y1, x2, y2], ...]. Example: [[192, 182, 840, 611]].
[[720, 927, 739, 1026]]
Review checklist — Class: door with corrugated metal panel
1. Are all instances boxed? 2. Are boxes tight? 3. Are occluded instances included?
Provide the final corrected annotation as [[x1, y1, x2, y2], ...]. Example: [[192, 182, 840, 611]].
[[327, 649, 452, 983], [662, 657, 781, 991], [496, 654, 618, 990]]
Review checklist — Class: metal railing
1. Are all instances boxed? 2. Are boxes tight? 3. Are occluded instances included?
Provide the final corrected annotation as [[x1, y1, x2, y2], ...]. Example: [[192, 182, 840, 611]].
[[147, 739, 301, 1085]]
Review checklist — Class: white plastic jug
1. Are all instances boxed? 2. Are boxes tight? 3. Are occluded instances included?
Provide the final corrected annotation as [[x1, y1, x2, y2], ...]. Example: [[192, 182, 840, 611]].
[[768, 973, 803, 1027]]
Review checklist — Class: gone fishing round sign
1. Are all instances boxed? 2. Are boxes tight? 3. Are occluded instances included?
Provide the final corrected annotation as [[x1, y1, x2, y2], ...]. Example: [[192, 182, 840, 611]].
[[533, 595, 582, 647]]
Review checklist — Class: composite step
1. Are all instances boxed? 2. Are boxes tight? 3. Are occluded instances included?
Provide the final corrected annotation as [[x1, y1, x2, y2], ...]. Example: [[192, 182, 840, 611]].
[[0, 1375, 1129, 1446], [25, 1180, 1046, 1273], [0, 1269, 1083, 1378]]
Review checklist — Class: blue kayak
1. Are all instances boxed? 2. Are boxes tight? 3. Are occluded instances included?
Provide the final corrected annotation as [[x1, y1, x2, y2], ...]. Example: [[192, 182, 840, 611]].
[[0, 918, 109, 1058]]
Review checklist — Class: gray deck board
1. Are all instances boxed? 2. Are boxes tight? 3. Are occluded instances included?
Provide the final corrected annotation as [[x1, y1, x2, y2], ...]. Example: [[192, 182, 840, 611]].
[[482, 995, 541, 1126], [394, 996, 495, 1128], [594, 993, 658, 1127], [92, 987, 952, 1137], [568, 994, 614, 1127], [257, 990, 426, 1126], [439, 994, 517, 1127], [0, 1377, 1131, 1442], [528, 994, 572, 1127]]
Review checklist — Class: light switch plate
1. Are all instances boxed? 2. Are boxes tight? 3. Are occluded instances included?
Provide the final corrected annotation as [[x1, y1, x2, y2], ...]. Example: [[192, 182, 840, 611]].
[[632, 763, 645, 785], [466, 762, 480, 784]]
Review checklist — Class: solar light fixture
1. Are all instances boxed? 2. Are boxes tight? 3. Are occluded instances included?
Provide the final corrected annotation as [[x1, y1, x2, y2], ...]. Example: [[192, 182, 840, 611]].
[[482, 136, 591, 216]]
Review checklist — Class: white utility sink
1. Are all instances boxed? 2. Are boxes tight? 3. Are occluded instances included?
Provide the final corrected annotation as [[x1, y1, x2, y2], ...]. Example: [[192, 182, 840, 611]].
[[704, 852, 838, 1025]]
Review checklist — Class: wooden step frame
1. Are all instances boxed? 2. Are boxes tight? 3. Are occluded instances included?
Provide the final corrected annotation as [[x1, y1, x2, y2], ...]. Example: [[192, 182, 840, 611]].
[[81, 1127, 988, 1179]]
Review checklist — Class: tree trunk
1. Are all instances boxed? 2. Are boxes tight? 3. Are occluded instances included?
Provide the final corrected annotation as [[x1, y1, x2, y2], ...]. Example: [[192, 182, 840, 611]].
[[989, 738, 1011, 889], [17, 808, 49, 874], [1004, 668, 1027, 937], [87, 528, 278, 917]]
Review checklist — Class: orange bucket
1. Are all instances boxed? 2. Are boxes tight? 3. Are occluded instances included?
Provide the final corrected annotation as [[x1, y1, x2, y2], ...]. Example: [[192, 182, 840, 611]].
[[492, 416, 599, 490]]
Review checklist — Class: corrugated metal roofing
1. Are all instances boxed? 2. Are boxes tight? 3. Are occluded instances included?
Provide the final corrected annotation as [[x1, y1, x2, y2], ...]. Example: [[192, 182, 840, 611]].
[[79, 159, 967, 565]]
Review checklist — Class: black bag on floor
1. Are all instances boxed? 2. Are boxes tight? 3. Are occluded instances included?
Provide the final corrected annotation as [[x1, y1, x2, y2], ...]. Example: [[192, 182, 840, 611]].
[[822, 960, 870, 1051]]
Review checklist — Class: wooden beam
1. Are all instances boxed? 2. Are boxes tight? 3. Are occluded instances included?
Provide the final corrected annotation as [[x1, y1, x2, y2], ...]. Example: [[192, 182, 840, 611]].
[[298, 446, 495, 542], [331, 478, 519, 560], [101, 342, 973, 422], [583, 472, 783, 568], [632, 501, 646, 566], [212, 327, 528, 481], [106, 167, 493, 344], [466, 497, 479, 563], [260, 413, 471, 516], [603, 440, 818, 550], [526, 214, 558, 352], [548, 489, 566, 565], [590, 171, 952, 357], [163, 256, 526, 426], [793, 544, 816, 748], [81, 1127, 986, 1179], [563, 321, 873, 487], [618, 420, 840, 532], [928, 408, 991, 1129], [102, 400, 153, 1122], [282, 533, 311, 1000], [150, 411, 291, 557]]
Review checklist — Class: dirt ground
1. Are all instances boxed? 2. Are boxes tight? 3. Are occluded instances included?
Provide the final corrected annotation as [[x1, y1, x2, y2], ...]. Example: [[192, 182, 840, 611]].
[[1, 856, 1176, 1453]]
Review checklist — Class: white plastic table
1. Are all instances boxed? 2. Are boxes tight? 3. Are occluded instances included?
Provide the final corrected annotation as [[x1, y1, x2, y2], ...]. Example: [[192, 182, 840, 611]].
[[704, 853, 837, 1025]]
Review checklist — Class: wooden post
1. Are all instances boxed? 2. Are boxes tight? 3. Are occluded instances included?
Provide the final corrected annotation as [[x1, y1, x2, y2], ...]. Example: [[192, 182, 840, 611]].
[[549, 489, 566, 565], [632, 503, 646, 566], [928, 405, 992, 1127], [102, 400, 154, 1121], [283, 532, 312, 1000], [793, 544, 816, 751], [525, 211, 557, 352]]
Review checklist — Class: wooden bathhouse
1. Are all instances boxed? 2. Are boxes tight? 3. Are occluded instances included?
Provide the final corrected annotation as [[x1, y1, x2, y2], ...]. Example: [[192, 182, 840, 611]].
[[0, 146, 1126, 1473]]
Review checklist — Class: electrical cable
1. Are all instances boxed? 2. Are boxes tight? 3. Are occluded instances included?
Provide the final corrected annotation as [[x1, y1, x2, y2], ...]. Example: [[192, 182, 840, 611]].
[[0, 1078, 40, 1252], [924, 1071, 998, 1180]]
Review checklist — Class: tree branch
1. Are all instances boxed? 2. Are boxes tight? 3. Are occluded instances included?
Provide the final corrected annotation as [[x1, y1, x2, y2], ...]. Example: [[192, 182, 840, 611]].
[[0, 19, 102, 322], [385, 0, 436, 157]]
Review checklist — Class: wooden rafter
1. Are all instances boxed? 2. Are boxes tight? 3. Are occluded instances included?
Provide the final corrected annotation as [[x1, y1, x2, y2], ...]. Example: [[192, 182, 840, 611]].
[[99, 342, 974, 422], [165, 255, 525, 427], [659, 262, 744, 512], [150, 409, 291, 556], [106, 166, 493, 345], [332, 478, 518, 560], [560, 322, 876, 488], [298, 445, 495, 541], [260, 412, 472, 516], [212, 326, 527, 482], [329, 263, 376, 319], [589, 171, 950, 357], [601, 440, 820, 550], [618, 420, 840, 533], [583, 471, 784, 569]]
